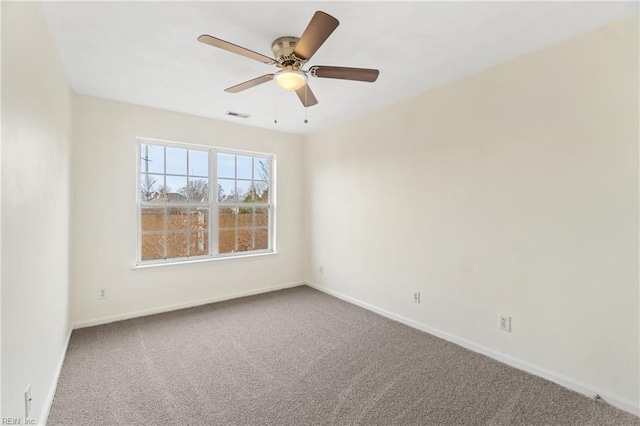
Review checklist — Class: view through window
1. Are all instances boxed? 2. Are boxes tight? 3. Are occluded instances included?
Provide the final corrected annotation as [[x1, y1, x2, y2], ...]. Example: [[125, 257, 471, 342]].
[[139, 141, 273, 264]]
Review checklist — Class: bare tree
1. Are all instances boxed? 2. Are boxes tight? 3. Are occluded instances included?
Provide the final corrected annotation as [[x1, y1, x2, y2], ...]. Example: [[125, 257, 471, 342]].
[[179, 179, 208, 201], [141, 176, 159, 201]]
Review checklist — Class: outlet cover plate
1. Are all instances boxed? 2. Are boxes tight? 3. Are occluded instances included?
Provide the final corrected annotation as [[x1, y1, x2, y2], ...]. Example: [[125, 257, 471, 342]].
[[25, 383, 32, 417], [499, 315, 511, 332]]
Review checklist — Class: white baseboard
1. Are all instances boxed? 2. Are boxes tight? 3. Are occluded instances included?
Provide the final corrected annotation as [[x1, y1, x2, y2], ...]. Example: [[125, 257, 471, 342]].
[[304, 281, 640, 417], [39, 327, 73, 426], [73, 281, 304, 329]]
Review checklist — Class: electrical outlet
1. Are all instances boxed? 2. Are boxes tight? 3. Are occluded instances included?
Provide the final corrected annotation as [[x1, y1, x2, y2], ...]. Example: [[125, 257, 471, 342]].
[[319, 265, 324, 275], [98, 288, 107, 300], [499, 315, 511, 332], [25, 383, 32, 417], [413, 291, 421, 304]]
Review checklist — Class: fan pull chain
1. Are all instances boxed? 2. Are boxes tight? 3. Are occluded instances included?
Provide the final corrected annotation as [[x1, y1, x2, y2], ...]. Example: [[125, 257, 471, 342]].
[[273, 82, 278, 124], [304, 86, 308, 124]]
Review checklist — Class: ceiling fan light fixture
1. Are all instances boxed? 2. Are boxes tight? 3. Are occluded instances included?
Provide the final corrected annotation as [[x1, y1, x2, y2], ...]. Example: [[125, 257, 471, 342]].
[[275, 69, 307, 91]]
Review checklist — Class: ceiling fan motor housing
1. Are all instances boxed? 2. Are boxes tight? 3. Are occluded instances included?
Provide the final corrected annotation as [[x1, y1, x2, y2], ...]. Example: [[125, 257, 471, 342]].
[[272, 37, 304, 68]]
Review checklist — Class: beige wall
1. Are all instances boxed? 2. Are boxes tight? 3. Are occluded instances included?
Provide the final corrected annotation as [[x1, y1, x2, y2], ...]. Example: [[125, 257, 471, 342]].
[[1, 2, 73, 421], [304, 15, 639, 408], [71, 95, 305, 325]]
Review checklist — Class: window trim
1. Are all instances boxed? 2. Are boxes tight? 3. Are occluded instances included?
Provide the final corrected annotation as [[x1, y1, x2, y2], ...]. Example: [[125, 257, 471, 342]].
[[136, 137, 276, 266]]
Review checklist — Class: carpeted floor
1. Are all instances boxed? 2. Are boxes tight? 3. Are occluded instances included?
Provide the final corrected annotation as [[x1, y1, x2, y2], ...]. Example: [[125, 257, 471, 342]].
[[48, 285, 639, 425]]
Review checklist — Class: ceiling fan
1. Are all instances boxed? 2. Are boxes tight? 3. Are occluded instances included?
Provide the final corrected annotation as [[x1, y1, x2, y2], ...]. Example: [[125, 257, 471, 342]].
[[197, 11, 379, 107]]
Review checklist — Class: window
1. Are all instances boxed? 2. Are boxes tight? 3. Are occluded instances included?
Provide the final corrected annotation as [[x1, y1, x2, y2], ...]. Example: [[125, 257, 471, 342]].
[[138, 140, 273, 264]]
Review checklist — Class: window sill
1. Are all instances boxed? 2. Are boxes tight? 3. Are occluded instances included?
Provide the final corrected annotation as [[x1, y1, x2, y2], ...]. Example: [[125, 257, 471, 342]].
[[132, 251, 277, 270]]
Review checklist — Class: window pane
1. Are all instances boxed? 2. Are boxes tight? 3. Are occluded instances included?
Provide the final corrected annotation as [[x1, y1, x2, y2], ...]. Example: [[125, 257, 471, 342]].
[[236, 180, 252, 202], [218, 178, 236, 202], [141, 207, 164, 232], [165, 175, 187, 199], [166, 232, 187, 258], [237, 229, 253, 252], [255, 207, 269, 227], [187, 178, 208, 202], [189, 208, 209, 231], [140, 174, 164, 201], [255, 228, 269, 250], [166, 147, 187, 175], [237, 156, 253, 179], [141, 233, 164, 260], [217, 153, 235, 178], [253, 180, 269, 203], [189, 230, 209, 256], [167, 207, 187, 231], [219, 230, 235, 254], [189, 150, 209, 177], [219, 207, 236, 229], [254, 157, 269, 181], [238, 207, 253, 228], [141, 145, 164, 174]]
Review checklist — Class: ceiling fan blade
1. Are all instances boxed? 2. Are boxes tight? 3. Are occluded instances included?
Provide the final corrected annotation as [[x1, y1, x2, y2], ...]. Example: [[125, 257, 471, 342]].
[[225, 74, 274, 93], [293, 11, 339, 61], [295, 84, 319, 107], [198, 35, 275, 64], [310, 66, 379, 82]]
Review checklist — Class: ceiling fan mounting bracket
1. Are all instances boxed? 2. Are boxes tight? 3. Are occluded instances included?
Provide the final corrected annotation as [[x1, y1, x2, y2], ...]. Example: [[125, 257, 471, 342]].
[[271, 36, 306, 68]]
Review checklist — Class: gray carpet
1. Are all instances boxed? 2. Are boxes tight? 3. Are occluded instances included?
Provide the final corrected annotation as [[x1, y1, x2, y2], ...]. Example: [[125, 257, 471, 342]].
[[49, 285, 639, 425]]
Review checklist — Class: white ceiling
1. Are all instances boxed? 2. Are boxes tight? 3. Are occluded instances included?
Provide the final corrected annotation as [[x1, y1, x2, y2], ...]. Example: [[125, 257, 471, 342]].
[[43, 1, 637, 135]]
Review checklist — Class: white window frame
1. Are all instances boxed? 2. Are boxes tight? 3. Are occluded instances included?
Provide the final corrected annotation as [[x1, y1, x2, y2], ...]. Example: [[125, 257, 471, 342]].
[[136, 138, 275, 266]]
